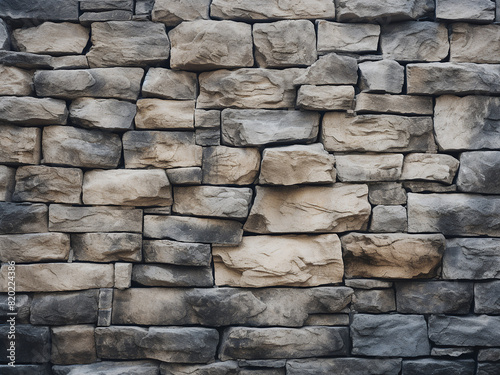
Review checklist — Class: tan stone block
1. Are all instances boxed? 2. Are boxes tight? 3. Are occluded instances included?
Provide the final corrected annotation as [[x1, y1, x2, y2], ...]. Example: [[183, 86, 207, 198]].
[[0, 125, 41, 165], [317, 21, 379, 53], [451, 23, 500, 64], [0, 65, 33, 96], [202, 146, 260, 185], [152, 0, 210, 26], [69, 97, 136, 131], [0, 96, 67, 125], [72, 233, 142, 262], [51, 325, 96, 365], [335, 154, 403, 182], [0, 233, 70, 263], [401, 153, 459, 184], [355, 93, 433, 115], [0, 165, 15, 201], [142, 68, 197, 100], [135, 99, 195, 129]]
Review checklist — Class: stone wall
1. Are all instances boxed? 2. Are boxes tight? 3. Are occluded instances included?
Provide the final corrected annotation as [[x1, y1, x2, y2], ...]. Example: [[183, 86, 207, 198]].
[[0, 0, 500, 374]]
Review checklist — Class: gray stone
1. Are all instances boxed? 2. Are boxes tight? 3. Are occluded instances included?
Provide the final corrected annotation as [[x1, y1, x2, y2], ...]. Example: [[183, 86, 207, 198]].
[[317, 21, 380, 53], [432, 348, 474, 358], [404, 181, 457, 193], [142, 68, 197, 100], [13, 165, 82, 204], [286, 358, 402, 375], [114, 263, 133, 290], [479, 348, 500, 362], [238, 360, 286, 368], [123, 131, 202, 169], [322, 113, 436, 152], [478, 363, 500, 375], [34, 67, 144, 100], [152, 0, 210, 26], [401, 153, 459, 184], [0, 129, 41, 168], [80, 0, 134, 11], [294, 53, 358, 85], [219, 327, 349, 360], [0, 325, 50, 363], [475, 281, 500, 314], [132, 264, 213, 287], [98, 309, 112, 327], [0, 294, 31, 324], [0, 0, 79, 21], [305, 314, 349, 326], [370, 205, 407, 232], [51, 325, 96, 365], [336, 154, 403, 182], [196, 129, 220, 146], [434, 95, 500, 151], [135, 99, 195, 129], [167, 167, 202, 185], [352, 289, 395, 313], [0, 166, 15, 201], [195, 109, 220, 129], [99, 289, 113, 309], [222, 109, 319, 147], [144, 207, 172, 215], [49, 204, 142, 233], [381, 21, 449, 62], [342, 233, 445, 279], [368, 182, 407, 205], [143, 240, 211, 266], [244, 185, 370, 234], [0, 202, 47, 234], [210, 0, 336, 20], [451, 23, 500, 63], [253, 20, 316, 68], [402, 359, 475, 375], [69, 98, 136, 131], [359, 60, 404, 93], [79, 10, 132, 23], [259, 144, 335, 185], [429, 315, 500, 346], [396, 281, 473, 314], [42, 126, 121, 169], [72, 233, 142, 262], [407, 63, 500, 95], [336, 0, 434, 22], [436, 0, 495, 21], [161, 362, 239, 375], [87, 21, 169, 67], [0, 19, 9, 50], [30, 290, 98, 325], [408, 193, 500, 236], [355, 93, 434, 115], [443, 238, 500, 280], [169, 20, 252, 70], [0, 365, 51, 375], [457, 152, 500, 193], [0, 96, 67, 125], [0, 233, 69, 263], [50, 55, 89, 70], [351, 314, 430, 357], [52, 361, 159, 375], [296, 85, 355, 111], [144, 215, 243, 245], [0, 65, 34, 96], [95, 326, 219, 363], [198, 68, 303, 109], [345, 279, 393, 289], [0, 50, 53, 69], [202, 146, 260, 185]]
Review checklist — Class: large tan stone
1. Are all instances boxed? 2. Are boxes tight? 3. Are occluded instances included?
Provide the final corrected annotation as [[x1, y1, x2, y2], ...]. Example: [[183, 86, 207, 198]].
[[12, 22, 89, 55], [69, 97, 136, 131], [322, 113, 436, 152], [202, 146, 260, 185], [152, 0, 210, 26], [0, 65, 33, 96], [135, 99, 195, 129], [451, 23, 500, 64], [0, 263, 114, 292], [142, 68, 197, 100], [213, 234, 344, 287], [72, 233, 142, 262], [0, 233, 70, 263], [259, 144, 336, 185], [51, 325, 96, 365], [244, 184, 370, 234], [0, 96, 67, 125], [169, 20, 253, 70], [355, 93, 433, 115], [335, 154, 403, 182], [342, 233, 445, 279], [0, 125, 41, 165], [83, 169, 172, 206], [317, 21, 379, 53], [401, 153, 459, 184], [296, 85, 355, 111], [198, 68, 303, 109]]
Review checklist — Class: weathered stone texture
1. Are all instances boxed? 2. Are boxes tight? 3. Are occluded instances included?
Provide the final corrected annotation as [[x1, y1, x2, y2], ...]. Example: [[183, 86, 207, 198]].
[[0, 50, 53, 70], [161, 362, 240, 375], [132, 264, 213, 287], [345, 279, 393, 289], [436, 0, 495, 21], [0, 166, 15, 201], [336, 0, 434, 22], [152, 0, 210, 25], [52, 361, 159, 375], [0, 96, 67, 125], [451, 23, 500, 64], [478, 348, 500, 362], [355, 93, 433, 115], [359, 60, 404, 93], [317, 21, 379, 53], [0, 325, 50, 363], [69, 98, 136, 131], [352, 289, 396, 313], [143, 240, 211, 266], [402, 359, 476, 375], [296, 85, 354, 111], [202, 146, 260, 185], [401, 153, 459, 184], [0, 19, 9, 50], [475, 281, 500, 314], [457, 152, 500, 193], [369, 182, 407, 205], [72, 233, 142, 262], [0, 202, 47, 234], [286, 358, 402, 375], [429, 315, 500, 346], [370, 205, 407, 233], [51, 325, 96, 365], [0, 233, 69, 263], [294, 53, 358, 85], [0, 65, 34, 96], [0, 0, 79, 20], [142, 68, 197, 100], [135, 99, 194, 130], [336, 154, 403, 182]]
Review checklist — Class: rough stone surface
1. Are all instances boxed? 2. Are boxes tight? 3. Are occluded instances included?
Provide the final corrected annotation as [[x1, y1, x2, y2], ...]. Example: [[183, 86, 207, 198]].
[[72, 233, 142, 262], [51, 325, 96, 365], [202, 146, 260, 185], [404, 181, 457, 193], [152, 0, 210, 26], [0, 325, 50, 363], [342, 233, 445, 279], [296, 85, 355, 111], [432, 348, 475, 358], [161, 362, 240, 375], [369, 182, 407, 205], [355, 93, 433, 115], [345, 279, 393, 289], [0, 166, 15, 201], [142, 68, 197, 100], [336, 154, 403, 182], [317, 21, 380, 53], [0, 233, 69, 263], [132, 264, 213, 287], [370, 205, 407, 233], [402, 359, 476, 375], [143, 240, 211, 266], [286, 358, 402, 375], [401, 153, 459, 184], [294, 53, 357, 85], [135, 99, 195, 129], [244, 185, 370, 234], [477, 363, 500, 375], [479, 348, 500, 362], [114, 262, 133, 290], [0, 50, 53, 69], [475, 281, 500, 314], [79, 0, 134, 11], [52, 362, 158, 375], [336, 0, 434, 22], [0, 65, 34, 96], [169, 20, 253, 70], [0, 365, 50, 375], [0, 0, 79, 20], [429, 315, 500, 346], [359, 60, 404, 93], [0, 96, 67, 125], [0, 202, 47, 234], [0, 19, 9, 50], [352, 289, 396, 313], [69, 98, 136, 131], [436, 0, 495, 21], [166, 167, 202, 185], [79, 10, 133, 23], [457, 152, 500, 193], [451, 23, 500, 64]]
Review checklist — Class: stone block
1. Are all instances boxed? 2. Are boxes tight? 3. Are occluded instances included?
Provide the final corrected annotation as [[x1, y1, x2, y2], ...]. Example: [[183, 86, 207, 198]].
[[294, 53, 357, 85], [479, 348, 500, 362], [352, 289, 396, 313], [52, 361, 159, 375], [286, 358, 402, 375], [431, 348, 474, 358], [135, 99, 194, 129], [132, 264, 213, 287], [72, 233, 142, 262], [114, 262, 133, 290], [370, 205, 407, 232], [98, 309, 112, 327], [336, 154, 403, 182], [195, 110, 220, 129], [436, 0, 495, 21], [402, 359, 475, 375], [0, 50, 53, 69], [0, 325, 50, 363], [304, 314, 349, 326], [317, 21, 379, 53], [152, 0, 210, 25], [143, 240, 211, 266], [429, 315, 500, 346], [0, 0, 79, 21], [368, 182, 407, 205], [166, 168, 201, 185], [355, 93, 433, 115], [0, 96, 67, 126], [404, 181, 457, 193], [457, 151, 500, 193], [0, 294, 31, 324], [451, 23, 500, 63], [345, 279, 393, 289], [142, 68, 197, 100], [51, 325, 96, 365], [0, 202, 47, 234], [0, 166, 15, 201], [161, 362, 240, 375], [69, 98, 136, 131], [401, 153, 459, 184], [50, 55, 89, 70], [202, 146, 260, 185], [0, 65, 34, 96], [196, 129, 220, 146], [359, 60, 404, 93], [296, 85, 354, 111], [99, 288, 113, 310], [475, 281, 500, 314], [0, 19, 8, 50], [80, 0, 134, 11], [0, 233, 69, 263], [336, 0, 434, 22], [478, 363, 500, 375], [79, 10, 132, 23]]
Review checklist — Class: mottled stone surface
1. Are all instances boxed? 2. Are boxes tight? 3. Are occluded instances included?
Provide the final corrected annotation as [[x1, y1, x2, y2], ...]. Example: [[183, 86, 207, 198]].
[[404, 181, 457, 193], [370, 205, 407, 233], [161, 362, 240, 375], [0, 166, 15, 201], [69, 98, 136, 131], [142, 68, 197, 100], [457, 152, 500, 193], [352, 289, 396, 313], [135, 99, 194, 130], [0, 50, 53, 69], [359, 60, 404, 93], [72, 233, 142, 262], [475, 281, 500, 314], [429, 315, 500, 346], [294, 53, 358, 85], [132, 264, 213, 287], [317, 21, 379, 53], [202, 146, 260, 185], [401, 153, 459, 184], [477, 363, 500, 375], [369, 182, 407, 205], [0, 19, 9, 50], [296, 85, 354, 111], [336, 0, 434, 22], [166, 167, 202, 185], [0, 96, 67, 125], [402, 359, 475, 375], [152, 0, 210, 26], [51, 325, 96, 365], [479, 348, 500, 362], [336, 154, 403, 182], [451, 23, 500, 64], [436, 0, 495, 21], [0, 65, 34, 96], [143, 240, 211, 266], [0, 325, 50, 363], [0, 233, 69, 263], [287, 358, 402, 375], [52, 361, 159, 375], [0, 0, 79, 20], [355, 93, 433, 115], [0, 202, 47, 234]]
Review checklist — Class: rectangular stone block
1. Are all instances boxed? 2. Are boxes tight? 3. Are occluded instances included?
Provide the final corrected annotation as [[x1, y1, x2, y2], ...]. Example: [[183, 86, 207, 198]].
[[202, 146, 260, 185], [80, 0, 134, 11], [142, 68, 197, 100], [402, 359, 475, 375], [160, 362, 240, 375], [336, 154, 403, 182], [52, 361, 159, 375], [359, 60, 404, 93], [115, 262, 133, 290], [287, 358, 402, 375], [0, 233, 69, 263], [0, 0, 79, 20], [355, 93, 433, 115], [195, 128, 220, 146], [294, 53, 358, 85], [135, 99, 195, 129], [0, 202, 47, 234], [352, 289, 395, 313], [143, 240, 210, 266], [336, 0, 434, 22], [457, 152, 500, 193], [451, 23, 500, 64], [132, 264, 213, 287], [436, 0, 495, 21], [296, 85, 355, 111], [0, 166, 15, 201], [51, 325, 96, 365], [368, 182, 407, 205], [79, 10, 133, 23], [167, 167, 202, 185], [0, 125, 41, 165], [0, 325, 50, 363], [0, 96, 67, 125], [369, 205, 407, 233], [69, 97, 136, 131], [429, 315, 500, 346], [475, 281, 500, 314], [72, 233, 142, 262], [0, 65, 33, 96], [152, 0, 210, 26], [317, 21, 379, 53]]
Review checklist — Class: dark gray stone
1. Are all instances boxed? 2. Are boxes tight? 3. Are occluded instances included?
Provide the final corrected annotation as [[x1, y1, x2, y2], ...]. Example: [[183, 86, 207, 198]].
[[196, 129, 220, 146], [0, 202, 47, 234], [431, 347, 474, 358], [478, 363, 500, 375], [219, 327, 349, 360], [0, 96, 67, 126], [0, 19, 9, 50], [475, 281, 500, 314], [238, 360, 286, 368], [132, 264, 213, 287], [167, 168, 202, 185], [98, 309, 112, 327], [136, 0, 155, 15], [30, 290, 99, 325], [345, 279, 393, 289], [286, 358, 402, 375], [52, 361, 160, 375], [0, 365, 51, 375], [457, 152, 500, 194], [0, 51, 53, 69], [71, 233, 142, 262], [479, 349, 500, 362], [0, 0, 79, 20], [161, 362, 240, 375], [402, 359, 475, 375], [352, 289, 396, 313], [143, 240, 211, 266], [99, 288, 113, 309], [429, 315, 500, 346], [403, 181, 457, 193], [396, 281, 473, 314], [0, 294, 31, 324], [351, 314, 430, 357], [80, 0, 134, 11], [0, 325, 50, 363], [368, 182, 407, 205], [79, 10, 133, 23]]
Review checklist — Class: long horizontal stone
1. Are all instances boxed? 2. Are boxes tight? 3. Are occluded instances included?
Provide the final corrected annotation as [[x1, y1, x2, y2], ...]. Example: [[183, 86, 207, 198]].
[[401, 153, 459, 184], [52, 362, 159, 375], [113, 287, 352, 327], [213, 234, 344, 287], [79, 0, 134, 11], [436, 0, 495, 21], [457, 152, 500, 193], [0, 50, 53, 69], [475, 281, 500, 314], [95, 326, 219, 363], [451, 23, 500, 64], [322, 113, 436, 152], [342, 233, 445, 279], [0, 233, 69, 263], [72, 233, 142, 262], [335, 154, 403, 182], [244, 184, 370, 234], [202, 146, 260, 185], [0, 96, 67, 125], [0, 263, 114, 292], [0, 65, 33, 96], [0, 202, 47, 234], [142, 68, 197, 100], [219, 327, 349, 360], [160, 362, 240, 375], [49, 204, 142, 233], [317, 21, 379, 53], [132, 264, 213, 287], [34, 67, 144, 100], [135, 99, 195, 129], [143, 240, 211, 266], [69, 97, 136, 131], [152, 0, 210, 26], [0, 0, 79, 20], [296, 85, 355, 111], [287, 358, 402, 375], [221, 109, 319, 146], [352, 288, 396, 313], [408, 193, 500, 236], [355, 93, 433, 115], [0, 125, 41, 165], [336, 0, 434, 22], [144, 215, 243, 245], [402, 359, 475, 375], [429, 315, 500, 346], [407, 63, 500, 95]]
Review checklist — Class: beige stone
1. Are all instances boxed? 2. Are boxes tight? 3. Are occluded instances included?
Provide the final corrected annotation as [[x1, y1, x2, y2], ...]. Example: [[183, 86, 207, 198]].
[[342, 233, 445, 279], [0, 263, 114, 292], [294, 53, 357, 85], [152, 0, 210, 26], [69, 97, 136, 131], [12, 22, 89, 55], [51, 325, 96, 365], [83, 169, 172, 206], [336, 0, 434, 22], [335, 154, 403, 182], [297, 85, 354, 111], [259, 144, 336, 185], [322, 113, 436, 152], [451, 23, 500, 64], [50, 55, 89, 70], [202, 146, 260, 185], [0, 65, 33, 95], [355, 93, 433, 115], [0, 233, 70, 263], [142, 68, 197, 100], [401, 153, 459, 184], [72, 233, 142, 262], [115, 263, 133, 290], [135, 99, 195, 129], [0, 96, 67, 125], [0, 125, 41, 165], [169, 20, 253, 70], [0, 166, 15, 201], [213, 234, 344, 287], [173, 186, 252, 219], [317, 21, 380, 53], [244, 184, 370, 234]]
